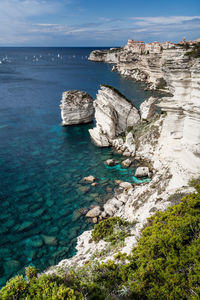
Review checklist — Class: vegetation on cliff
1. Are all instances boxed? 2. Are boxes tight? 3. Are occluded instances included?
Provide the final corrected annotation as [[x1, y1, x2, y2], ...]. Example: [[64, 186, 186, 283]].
[[185, 42, 200, 58], [1, 182, 200, 299]]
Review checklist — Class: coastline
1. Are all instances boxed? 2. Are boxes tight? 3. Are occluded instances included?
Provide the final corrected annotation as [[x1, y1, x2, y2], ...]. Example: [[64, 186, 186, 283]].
[[1, 41, 200, 297], [48, 42, 200, 274]]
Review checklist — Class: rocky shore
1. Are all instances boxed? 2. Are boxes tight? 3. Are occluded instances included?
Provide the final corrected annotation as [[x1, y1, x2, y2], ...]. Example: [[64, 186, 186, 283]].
[[48, 43, 200, 275]]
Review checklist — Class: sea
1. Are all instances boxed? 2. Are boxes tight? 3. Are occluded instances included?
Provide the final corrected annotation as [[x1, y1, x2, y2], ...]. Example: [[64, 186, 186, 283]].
[[0, 47, 159, 286]]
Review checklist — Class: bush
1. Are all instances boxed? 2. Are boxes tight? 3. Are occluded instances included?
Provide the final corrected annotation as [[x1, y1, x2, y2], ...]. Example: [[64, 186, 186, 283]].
[[185, 42, 200, 58], [76, 184, 200, 299], [128, 190, 200, 299], [0, 269, 81, 300], [25, 266, 39, 280], [91, 217, 130, 243]]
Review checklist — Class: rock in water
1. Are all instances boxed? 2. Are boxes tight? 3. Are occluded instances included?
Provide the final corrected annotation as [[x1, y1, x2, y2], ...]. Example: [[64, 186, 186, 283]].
[[86, 206, 101, 218], [60, 90, 94, 125], [122, 158, 132, 168], [105, 159, 118, 166], [135, 167, 150, 177], [89, 85, 140, 147]]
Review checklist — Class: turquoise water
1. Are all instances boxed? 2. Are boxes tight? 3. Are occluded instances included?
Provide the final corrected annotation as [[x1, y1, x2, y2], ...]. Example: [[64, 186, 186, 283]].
[[0, 47, 156, 286]]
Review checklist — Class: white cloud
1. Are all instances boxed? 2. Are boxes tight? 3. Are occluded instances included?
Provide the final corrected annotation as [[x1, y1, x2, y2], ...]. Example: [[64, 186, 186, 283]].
[[130, 16, 200, 26], [0, 4, 200, 46], [0, 0, 62, 44]]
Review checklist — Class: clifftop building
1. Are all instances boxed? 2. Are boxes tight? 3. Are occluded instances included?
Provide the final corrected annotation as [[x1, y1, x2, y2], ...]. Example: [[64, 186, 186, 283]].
[[125, 38, 198, 54]]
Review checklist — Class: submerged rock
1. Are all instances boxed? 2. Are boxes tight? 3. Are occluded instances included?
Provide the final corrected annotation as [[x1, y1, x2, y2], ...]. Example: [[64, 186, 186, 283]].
[[42, 235, 58, 246], [28, 235, 43, 248], [18, 221, 34, 232], [60, 90, 94, 125], [4, 260, 21, 273], [83, 175, 96, 183]]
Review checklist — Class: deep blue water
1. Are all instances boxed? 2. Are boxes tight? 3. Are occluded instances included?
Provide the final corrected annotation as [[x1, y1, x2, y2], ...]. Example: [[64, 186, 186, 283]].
[[0, 47, 157, 286]]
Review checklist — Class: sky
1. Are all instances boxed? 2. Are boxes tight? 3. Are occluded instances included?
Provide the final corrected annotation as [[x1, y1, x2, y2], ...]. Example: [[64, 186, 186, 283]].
[[0, 0, 200, 46]]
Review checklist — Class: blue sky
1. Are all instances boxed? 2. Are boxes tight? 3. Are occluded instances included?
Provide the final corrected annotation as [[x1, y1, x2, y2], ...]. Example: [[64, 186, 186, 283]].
[[0, 0, 200, 46]]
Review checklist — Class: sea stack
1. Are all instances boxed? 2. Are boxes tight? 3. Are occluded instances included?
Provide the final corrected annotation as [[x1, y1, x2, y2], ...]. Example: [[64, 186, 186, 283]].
[[60, 90, 94, 125], [89, 85, 140, 148]]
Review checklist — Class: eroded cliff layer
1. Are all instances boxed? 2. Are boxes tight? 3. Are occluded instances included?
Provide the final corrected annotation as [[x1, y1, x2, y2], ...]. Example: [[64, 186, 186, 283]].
[[157, 49, 200, 187]]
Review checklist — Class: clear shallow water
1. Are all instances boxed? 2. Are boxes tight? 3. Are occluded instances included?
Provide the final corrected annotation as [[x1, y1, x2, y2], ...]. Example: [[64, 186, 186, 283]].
[[0, 47, 156, 286]]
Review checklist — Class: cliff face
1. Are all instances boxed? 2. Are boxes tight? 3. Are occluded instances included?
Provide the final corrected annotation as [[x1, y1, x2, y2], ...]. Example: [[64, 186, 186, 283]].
[[157, 50, 200, 187], [89, 48, 164, 89], [117, 51, 164, 89], [88, 48, 121, 63]]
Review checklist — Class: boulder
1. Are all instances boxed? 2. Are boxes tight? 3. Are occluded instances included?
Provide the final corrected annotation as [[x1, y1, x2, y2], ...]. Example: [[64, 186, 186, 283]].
[[103, 203, 117, 217], [86, 206, 101, 218], [83, 175, 95, 183], [60, 90, 94, 125], [92, 217, 98, 224], [119, 182, 133, 189], [122, 159, 132, 168], [123, 151, 131, 157], [135, 167, 150, 177], [140, 97, 157, 121], [105, 159, 117, 166]]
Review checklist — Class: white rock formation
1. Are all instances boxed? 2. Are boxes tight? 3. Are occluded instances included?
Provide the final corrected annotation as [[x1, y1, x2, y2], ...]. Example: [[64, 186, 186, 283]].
[[60, 90, 94, 125], [140, 97, 158, 121], [89, 85, 140, 148], [88, 48, 121, 63], [135, 167, 150, 177], [156, 50, 200, 188], [48, 45, 200, 276]]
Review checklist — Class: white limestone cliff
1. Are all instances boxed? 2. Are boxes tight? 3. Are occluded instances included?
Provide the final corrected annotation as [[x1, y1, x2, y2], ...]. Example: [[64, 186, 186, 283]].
[[49, 45, 200, 276], [88, 48, 121, 63], [60, 90, 94, 125], [156, 50, 200, 188]]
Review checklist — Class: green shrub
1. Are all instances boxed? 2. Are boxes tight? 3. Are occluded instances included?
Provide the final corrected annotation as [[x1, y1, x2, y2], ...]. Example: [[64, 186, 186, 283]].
[[0, 272, 81, 300], [185, 42, 200, 58], [25, 266, 39, 280], [76, 186, 200, 299], [127, 191, 200, 299], [0, 276, 28, 299], [91, 217, 130, 243]]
